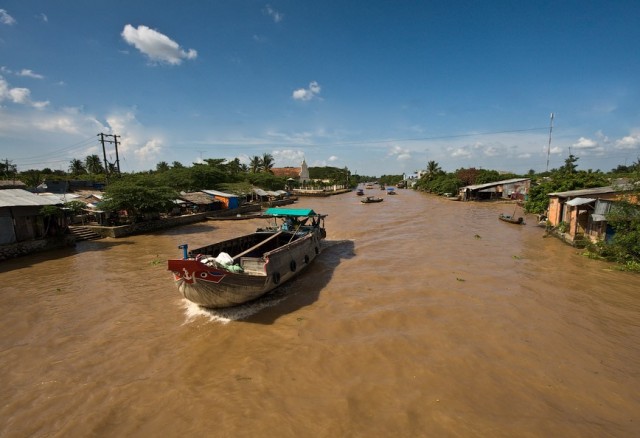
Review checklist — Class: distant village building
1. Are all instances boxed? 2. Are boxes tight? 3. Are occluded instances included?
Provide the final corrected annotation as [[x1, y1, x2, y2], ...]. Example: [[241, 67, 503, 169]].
[[0, 180, 27, 190], [459, 178, 531, 201], [270, 160, 310, 185]]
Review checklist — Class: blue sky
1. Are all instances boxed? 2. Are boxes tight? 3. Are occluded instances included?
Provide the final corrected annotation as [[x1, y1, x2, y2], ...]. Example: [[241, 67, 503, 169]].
[[1, 1, 639, 177]]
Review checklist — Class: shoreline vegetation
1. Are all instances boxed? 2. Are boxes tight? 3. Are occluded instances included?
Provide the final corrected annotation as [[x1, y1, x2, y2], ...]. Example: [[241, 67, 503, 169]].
[[1, 154, 638, 270]]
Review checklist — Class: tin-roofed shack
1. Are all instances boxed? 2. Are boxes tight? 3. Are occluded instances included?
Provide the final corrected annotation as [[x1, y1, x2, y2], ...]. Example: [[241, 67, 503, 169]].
[[459, 178, 530, 201], [200, 189, 240, 209], [0, 189, 75, 260], [547, 184, 638, 244], [546, 185, 637, 245], [178, 192, 222, 213]]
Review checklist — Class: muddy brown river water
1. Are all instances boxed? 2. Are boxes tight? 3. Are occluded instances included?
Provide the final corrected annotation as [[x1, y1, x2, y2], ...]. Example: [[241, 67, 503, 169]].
[[1, 189, 638, 437]]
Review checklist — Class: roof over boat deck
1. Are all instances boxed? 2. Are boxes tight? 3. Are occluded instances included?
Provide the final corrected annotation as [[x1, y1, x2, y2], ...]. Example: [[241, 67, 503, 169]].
[[264, 207, 319, 217]]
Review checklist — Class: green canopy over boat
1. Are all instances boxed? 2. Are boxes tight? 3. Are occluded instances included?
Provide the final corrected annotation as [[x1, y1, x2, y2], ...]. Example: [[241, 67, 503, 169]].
[[264, 208, 317, 217]]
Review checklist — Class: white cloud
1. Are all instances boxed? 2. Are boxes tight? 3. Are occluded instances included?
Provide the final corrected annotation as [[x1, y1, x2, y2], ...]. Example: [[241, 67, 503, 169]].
[[135, 138, 163, 160], [328, 155, 338, 162], [18, 69, 44, 79], [292, 81, 321, 101], [264, 5, 284, 23], [272, 149, 305, 166], [388, 145, 412, 161], [572, 137, 599, 150], [121, 24, 197, 65], [0, 75, 49, 108], [0, 9, 16, 25], [37, 13, 48, 23], [450, 146, 472, 159], [106, 110, 165, 167], [615, 135, 640, 150]]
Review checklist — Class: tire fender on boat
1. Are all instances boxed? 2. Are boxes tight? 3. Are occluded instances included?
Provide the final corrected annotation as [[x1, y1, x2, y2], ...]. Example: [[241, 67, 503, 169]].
[[290, 260, 297, 272], [272, 272, 281, 285]]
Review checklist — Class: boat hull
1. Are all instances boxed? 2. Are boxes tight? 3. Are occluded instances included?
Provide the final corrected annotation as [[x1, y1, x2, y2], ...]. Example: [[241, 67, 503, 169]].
[[498, 214, 524, 224], [168, 230, 324, 308]]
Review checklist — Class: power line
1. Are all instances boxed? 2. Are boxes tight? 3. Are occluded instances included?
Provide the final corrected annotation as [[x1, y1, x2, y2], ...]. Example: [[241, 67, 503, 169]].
[[12, 135, 97, 161], [170, 127, 550, 150]]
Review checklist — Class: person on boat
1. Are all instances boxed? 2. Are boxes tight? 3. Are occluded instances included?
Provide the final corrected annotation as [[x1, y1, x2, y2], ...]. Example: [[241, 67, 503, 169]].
[[282, 218, 293, 231]]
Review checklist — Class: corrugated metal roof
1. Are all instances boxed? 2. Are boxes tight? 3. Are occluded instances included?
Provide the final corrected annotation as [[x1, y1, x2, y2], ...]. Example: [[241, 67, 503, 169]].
[[201, 189, 238, 198], [179, 192, 220, 204], [253, 188, 269, 196], [566, 197, 596, 206], [0, 189, 62, 207], [548, 186, 616, 198], [462, 178, 530, 191]]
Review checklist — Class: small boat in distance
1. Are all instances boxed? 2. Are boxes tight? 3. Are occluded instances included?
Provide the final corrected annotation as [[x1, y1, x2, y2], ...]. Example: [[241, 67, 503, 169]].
[[356, 188, 364, 196], [498, 213, 525, 225], [167, 208, 327, 308], [386, 187, 396, 195], [361, 196, 384, 204]]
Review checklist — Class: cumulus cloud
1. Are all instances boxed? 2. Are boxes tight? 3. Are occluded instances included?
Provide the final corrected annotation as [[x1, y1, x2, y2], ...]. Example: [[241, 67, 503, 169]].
[[328, 155, 338, 162], [18, 69, 44, 79], [121, 24, 197, 65], [0, 75, 49, 108], [388, 145, 412, 161], [572, 137, 599, 150], [615, 135, 640, 150], [135, 138, 163, 160], [272, 149, 305, 166], [106, 110, 164, 165], [264, 5, 284, 23], [0, 9, 16, 25], [450, 146, 472, 159], [292, 81, 321, 101]]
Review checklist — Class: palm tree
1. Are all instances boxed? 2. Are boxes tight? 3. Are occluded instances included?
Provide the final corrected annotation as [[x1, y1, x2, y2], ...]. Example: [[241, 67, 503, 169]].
[[261, 153, 274, 173], [250, 156, 261, 173], [85, 154, 104, 174], [425, 160, 442, 179], [225, 158, 242, 175], [69, 158, 86, 175]]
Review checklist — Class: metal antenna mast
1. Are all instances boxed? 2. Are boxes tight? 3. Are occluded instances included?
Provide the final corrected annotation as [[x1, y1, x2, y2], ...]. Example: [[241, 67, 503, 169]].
[[545, 113, 554, 172]]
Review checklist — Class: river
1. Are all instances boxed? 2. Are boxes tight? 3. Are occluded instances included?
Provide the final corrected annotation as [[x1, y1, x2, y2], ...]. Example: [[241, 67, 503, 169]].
[[1, 189, 638, 437]]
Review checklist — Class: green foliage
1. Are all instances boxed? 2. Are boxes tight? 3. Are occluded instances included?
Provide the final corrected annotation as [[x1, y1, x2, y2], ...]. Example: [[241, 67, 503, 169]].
[[40, 205, 63, 218], [524, 169, 609, 214], [85, 154, 104, 174], [309, 166, 348, 181], [415, 173, 463, 195], [378, 174, 404, 186], [65, 200, 86, 215], [68, 158, 86, 175], [18, 169, 43, 189], [246, 172, 286, 190], [101, 176, 178, 217]]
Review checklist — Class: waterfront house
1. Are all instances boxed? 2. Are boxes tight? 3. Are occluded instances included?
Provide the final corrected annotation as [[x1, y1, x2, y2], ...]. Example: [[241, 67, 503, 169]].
[[178, 192, 222, 213], [200, 189, 240, 209], [547, 184, 637, 244], [0, 189, 64, 245], [459, 178, 531, 201]]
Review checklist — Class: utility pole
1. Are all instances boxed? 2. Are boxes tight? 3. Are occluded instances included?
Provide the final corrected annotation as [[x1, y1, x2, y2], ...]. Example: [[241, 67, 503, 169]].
[[98, 133, 122, 183], [545, 113, 554, 172]]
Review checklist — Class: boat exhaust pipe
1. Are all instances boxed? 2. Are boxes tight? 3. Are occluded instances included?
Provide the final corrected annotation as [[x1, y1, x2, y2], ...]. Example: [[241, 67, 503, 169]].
[[178, 244, 188, 260]]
